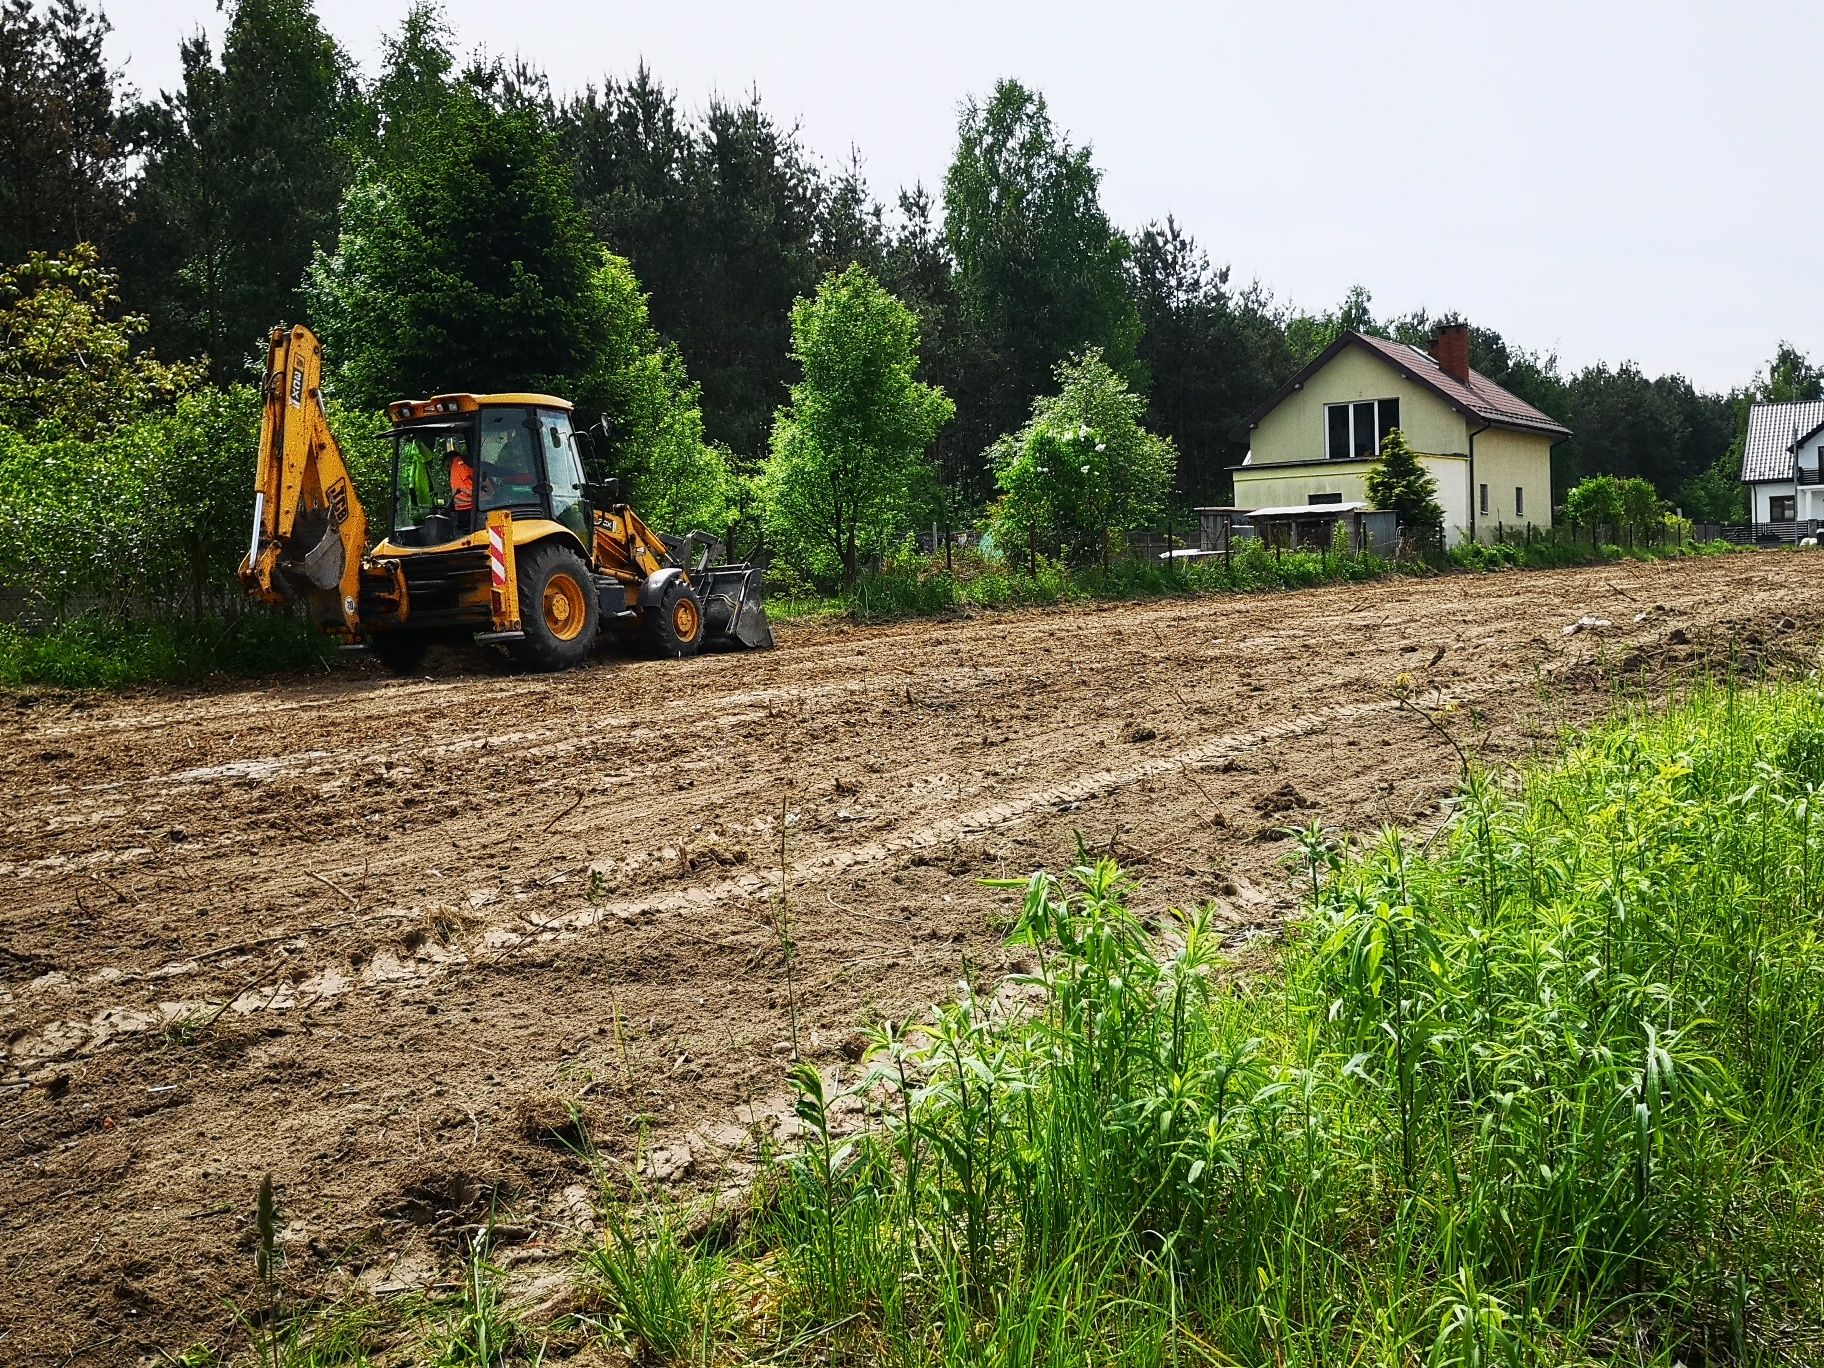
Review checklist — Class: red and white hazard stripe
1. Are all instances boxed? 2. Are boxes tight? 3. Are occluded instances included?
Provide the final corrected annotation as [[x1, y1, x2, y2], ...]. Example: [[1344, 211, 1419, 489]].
[[488, 524, 507, 591]]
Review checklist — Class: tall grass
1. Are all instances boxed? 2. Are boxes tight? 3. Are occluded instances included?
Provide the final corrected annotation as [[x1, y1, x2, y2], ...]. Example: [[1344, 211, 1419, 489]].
[[837, 539, 1388, 623], [624, 675, 1824, 1364]]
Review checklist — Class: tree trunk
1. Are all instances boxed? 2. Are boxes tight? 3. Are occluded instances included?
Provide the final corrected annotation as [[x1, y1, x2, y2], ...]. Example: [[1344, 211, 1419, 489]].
[[189, 533, 205, 623]]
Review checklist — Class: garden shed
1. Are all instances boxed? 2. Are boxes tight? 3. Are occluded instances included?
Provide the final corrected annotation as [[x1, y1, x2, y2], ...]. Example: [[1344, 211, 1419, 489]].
[[1240, 502, 1397, 555]]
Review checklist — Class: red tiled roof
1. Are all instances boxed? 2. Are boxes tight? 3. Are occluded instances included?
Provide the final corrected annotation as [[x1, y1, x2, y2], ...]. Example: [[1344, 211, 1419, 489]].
[[1234, 331, 1571, 440], [1352, 333, 1570, 437]]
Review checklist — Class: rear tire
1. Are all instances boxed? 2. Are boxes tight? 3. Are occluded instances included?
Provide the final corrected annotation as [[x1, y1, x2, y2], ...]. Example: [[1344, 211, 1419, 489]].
[[370, 631, 428, 676], [646, 579, 704, 658], [511, 541, 600, 671]]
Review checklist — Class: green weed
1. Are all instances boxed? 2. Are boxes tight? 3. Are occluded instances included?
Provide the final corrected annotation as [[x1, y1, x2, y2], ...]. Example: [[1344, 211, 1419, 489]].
[[579, 1208, 728, 1363], [722, 676, 1824, 1363], [424, 1230, 527, 1367]]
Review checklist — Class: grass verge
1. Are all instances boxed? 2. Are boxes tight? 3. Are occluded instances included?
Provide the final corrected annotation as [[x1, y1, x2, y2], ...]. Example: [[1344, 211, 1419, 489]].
[[789, 535, 1745, 625]]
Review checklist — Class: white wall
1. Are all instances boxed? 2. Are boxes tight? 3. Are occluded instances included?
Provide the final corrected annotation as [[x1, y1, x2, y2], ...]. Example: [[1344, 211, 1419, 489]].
[[1749, 481, 1824, 522]]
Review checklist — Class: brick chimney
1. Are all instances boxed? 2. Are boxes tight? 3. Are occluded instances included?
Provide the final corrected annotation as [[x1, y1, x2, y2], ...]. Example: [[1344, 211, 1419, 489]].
[[1430, 322, 1471, 384]]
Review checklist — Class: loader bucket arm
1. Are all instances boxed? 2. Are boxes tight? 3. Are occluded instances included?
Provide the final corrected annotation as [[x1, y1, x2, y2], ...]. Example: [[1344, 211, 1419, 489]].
[[238, 324, 369, 634]]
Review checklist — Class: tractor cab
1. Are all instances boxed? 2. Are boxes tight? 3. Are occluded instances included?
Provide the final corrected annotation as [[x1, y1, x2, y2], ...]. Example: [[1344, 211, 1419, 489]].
[[385, 393, 590, 550]]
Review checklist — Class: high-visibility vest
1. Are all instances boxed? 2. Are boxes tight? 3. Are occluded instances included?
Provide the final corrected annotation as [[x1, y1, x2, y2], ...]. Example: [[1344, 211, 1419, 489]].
[[451, 457, 475, 511]]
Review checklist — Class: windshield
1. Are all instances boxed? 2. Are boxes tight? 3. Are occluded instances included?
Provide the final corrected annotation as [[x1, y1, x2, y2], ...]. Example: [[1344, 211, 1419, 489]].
[[392, 422, 475, 545]]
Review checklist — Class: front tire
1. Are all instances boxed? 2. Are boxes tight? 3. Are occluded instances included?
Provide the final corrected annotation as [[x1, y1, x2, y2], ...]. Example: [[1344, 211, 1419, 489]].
[[646, 579, 704, 658], [370, 631, 429, 676], [511, 541, 600, 671]]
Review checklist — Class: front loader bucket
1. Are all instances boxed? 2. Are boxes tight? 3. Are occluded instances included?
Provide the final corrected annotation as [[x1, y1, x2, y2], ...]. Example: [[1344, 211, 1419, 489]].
[[698, 564, 773, 650]]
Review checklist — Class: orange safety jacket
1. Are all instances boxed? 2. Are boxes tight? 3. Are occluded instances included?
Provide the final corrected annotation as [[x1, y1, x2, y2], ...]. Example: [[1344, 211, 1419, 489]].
[[450, 456, 475, 511]]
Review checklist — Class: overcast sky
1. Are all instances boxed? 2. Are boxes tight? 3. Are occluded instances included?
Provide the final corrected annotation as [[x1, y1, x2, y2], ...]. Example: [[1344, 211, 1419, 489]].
[[106, 0, 1819, 393]]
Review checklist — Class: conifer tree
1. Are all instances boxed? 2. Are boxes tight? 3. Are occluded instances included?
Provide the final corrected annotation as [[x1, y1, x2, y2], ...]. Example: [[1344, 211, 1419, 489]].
[[1365, 427, 1444, 550]]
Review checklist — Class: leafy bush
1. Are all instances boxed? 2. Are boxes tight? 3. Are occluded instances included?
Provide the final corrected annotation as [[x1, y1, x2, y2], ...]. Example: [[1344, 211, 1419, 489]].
[[988, 349, 1174, 573], [1565, 474, 1624, 536], [0, 245, 203, 438], [1567, 474, 1662, 542], [0, 609, 337, 689], [0, 386, 385, 613]]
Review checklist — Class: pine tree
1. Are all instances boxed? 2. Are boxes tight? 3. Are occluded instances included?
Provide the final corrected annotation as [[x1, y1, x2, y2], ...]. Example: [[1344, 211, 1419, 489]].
[[0, 0, 129, 262], [306, 94, 613, 415], [1364, 427, 1444, 550], [121, 0, 360, 378], [1132, 217, 1292, 506]]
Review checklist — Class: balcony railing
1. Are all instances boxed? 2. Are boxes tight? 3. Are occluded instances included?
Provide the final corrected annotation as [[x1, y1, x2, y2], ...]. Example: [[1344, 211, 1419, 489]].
[[1799, 467, 1823, 486]]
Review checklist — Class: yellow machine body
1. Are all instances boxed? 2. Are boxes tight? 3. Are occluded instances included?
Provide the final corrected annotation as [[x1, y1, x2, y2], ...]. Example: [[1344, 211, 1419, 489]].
[[238, 324, 771, 670]]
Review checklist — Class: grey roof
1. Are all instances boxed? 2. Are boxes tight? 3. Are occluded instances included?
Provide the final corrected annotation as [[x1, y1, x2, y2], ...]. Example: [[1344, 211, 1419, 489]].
[[1245, 502, 1372, 518], [1740, 401, 1824, 482]]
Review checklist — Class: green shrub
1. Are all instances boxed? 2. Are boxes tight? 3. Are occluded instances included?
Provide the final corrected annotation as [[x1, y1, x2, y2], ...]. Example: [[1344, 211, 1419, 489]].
[[0, 609, 337, 689], [0, 387, 385, 614]]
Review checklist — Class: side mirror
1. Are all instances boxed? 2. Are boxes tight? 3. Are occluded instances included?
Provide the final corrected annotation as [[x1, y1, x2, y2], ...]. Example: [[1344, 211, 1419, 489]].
[[582, 478, 621, 507], [594, 413, 612, 439]]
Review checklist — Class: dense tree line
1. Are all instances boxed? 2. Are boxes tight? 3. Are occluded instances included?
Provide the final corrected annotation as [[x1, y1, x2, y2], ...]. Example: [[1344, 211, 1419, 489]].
[[0, 0, 1814, 569]]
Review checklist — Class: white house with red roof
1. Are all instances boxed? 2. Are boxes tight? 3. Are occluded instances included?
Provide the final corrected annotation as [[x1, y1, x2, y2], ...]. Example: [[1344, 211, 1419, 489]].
[[1230, 324, 1570, 546]]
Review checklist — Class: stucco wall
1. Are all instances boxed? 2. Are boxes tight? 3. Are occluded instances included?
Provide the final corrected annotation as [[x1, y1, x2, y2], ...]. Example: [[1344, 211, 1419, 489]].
[[1246, 343, 1467, 465], [1468, 427, 1555, 537], [1233, 453, 1474, 546], [1230, 460, 1374, 508]]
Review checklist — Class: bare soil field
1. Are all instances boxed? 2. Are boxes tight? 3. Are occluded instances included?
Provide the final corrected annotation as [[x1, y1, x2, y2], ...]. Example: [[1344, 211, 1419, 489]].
[[3, 553, 1820, 1364]]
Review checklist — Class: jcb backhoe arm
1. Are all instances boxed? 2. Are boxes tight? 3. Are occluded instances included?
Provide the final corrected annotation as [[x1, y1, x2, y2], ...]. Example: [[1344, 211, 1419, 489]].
[[238, 324, 370, 635]]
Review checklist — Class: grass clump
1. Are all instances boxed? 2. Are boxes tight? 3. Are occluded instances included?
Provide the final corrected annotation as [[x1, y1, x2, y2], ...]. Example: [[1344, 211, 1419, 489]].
[[715, 676, 1824, 1363], [579, 1208, 730, 1362]]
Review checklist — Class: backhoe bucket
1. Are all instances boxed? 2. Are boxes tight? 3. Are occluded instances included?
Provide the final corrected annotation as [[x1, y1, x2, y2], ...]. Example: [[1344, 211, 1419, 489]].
[[697, 564, 773, 650]]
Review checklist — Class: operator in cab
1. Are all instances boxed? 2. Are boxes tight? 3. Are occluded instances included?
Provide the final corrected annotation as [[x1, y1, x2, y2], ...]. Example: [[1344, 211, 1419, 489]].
[[444, 439, 475, 520], [480, 426, 539, 506]]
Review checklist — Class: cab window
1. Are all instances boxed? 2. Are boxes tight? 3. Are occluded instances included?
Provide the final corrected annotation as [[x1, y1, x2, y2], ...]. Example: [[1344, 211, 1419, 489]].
[[477, 408, 541, 512], [392, 427, 472, 545], [540, 410, 589, 544]]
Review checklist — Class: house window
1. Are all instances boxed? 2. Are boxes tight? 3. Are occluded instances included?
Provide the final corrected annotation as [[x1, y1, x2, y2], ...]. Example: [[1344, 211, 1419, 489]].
[[1325, 397, 1400, 460], [1479, 483, 1489, 515], [1771, 494, 1797, 522], [1307, 492, 1343, 505], [1515, 486, 1525, 517]]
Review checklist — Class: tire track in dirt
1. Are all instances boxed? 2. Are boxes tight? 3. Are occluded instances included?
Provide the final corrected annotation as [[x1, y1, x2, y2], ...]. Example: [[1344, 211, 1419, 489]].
[[4, 684, 1483, 1069]]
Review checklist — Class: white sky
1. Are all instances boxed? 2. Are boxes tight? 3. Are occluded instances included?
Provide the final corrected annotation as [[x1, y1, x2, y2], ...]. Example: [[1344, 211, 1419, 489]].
[[106, 0, 1820, 394]]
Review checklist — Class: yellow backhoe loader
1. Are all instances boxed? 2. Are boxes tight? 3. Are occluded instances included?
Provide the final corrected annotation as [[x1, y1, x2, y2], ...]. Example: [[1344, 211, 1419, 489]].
[[238, 324, 771, 673]]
